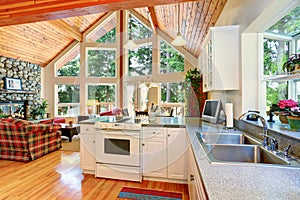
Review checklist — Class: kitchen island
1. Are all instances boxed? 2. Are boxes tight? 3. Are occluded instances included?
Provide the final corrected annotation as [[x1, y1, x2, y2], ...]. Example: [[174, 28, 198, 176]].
[[80, 116, 300, 199]]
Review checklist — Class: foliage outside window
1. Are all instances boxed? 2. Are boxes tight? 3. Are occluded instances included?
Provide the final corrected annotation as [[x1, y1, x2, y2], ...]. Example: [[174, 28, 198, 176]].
[[266, 80, 288, 107], [128, 45, 152, 76], [86, 13, 117, 43], [87, 49, 116, 77], [161, 82, 185, 103], [96, 28, 116, 43], [128, 15, 153, 40], [56, 45, 80, 77], [57, 85, 80, 116], [266, 6, 300, 37], [160, 40, 184, 74], [264, 38, 290, 107], [263, 38, 289, 75], [57, 55, 80, 77], [88, 84, 116, 112]]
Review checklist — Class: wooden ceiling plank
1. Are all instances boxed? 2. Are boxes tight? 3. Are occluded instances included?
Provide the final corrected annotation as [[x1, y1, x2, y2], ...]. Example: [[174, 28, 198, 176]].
[[0, 32, 63, 57], [26, 22, 73, 43], [6, 24, 68, 48], [188, 2, 201, 51], [190, 0, 215, 52], [195, 0, 226, 56], [147, 6, 158, 35], [0, 45, 50, 66], [48, 20, 82, 41], [0, 26, 63, 51]]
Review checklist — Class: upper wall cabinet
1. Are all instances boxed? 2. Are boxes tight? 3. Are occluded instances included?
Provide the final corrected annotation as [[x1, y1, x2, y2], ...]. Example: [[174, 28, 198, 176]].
[[201, 25, 239, 92]]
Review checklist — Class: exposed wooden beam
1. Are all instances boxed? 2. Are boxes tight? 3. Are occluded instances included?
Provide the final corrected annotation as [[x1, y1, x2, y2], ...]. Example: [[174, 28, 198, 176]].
[[147, 7, 158, 35], [0, 0, 198, 27]]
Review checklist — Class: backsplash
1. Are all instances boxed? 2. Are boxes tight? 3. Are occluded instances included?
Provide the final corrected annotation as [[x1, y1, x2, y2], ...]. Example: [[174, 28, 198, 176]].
[[235, 119, 300, 158]]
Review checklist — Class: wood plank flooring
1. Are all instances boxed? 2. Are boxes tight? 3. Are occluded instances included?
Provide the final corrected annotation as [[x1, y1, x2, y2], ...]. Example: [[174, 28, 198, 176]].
[[0, 151, 189, 200]]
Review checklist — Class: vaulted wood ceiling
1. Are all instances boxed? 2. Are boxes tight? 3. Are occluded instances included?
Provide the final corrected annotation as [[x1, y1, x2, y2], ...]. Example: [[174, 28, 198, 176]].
[[0, 0, 227, 67]]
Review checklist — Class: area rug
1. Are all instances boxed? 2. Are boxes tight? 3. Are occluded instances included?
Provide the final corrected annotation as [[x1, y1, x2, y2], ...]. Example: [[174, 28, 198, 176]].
[[118, 187, 182, 200], [60, 135, 80, 152]]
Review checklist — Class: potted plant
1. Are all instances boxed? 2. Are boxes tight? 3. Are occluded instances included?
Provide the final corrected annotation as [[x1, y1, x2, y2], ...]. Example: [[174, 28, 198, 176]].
[[282, 54, 300, 74], [30, 99, 48, 119], [273, 99, 300, 129], [184, 68, 207, 117]]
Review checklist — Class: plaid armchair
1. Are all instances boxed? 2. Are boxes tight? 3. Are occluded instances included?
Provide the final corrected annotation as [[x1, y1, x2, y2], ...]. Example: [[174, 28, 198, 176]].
[[0, 118, 61, 162]]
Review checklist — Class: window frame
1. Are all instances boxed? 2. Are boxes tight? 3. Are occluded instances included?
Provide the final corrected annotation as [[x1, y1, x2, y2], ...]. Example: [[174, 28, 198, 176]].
[[260, 32, 299, 113]]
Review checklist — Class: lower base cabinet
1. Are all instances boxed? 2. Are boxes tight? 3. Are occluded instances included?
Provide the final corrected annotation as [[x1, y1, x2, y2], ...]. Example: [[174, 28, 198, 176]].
[[188, 146, 207, 200], [142, 127, 188, 181], [80, 125, 96, 174]]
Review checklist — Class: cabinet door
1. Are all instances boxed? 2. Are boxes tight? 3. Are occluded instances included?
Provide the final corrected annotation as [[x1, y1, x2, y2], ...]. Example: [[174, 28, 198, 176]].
[[188, 146, 208, 200], [142, 127, 167, 177], [80, 133, 95, 173], [201, 25, 239, 92], [167, 128, 188, 180]]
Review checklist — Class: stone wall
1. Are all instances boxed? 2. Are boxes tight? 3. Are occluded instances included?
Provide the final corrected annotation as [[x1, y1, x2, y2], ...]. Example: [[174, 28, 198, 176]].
[[0, 55, 42, 119], [0, 55, 41, 101]]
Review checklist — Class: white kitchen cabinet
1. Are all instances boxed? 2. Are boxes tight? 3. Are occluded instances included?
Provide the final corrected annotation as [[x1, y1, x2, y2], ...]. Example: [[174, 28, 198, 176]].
[[201, 25, 239, 92], [142, 127, 188, 181], [80, 125, 96, 174], [167, 128, 188, 180], [188, 146, 208, 200], [142, 127, 167, 177]]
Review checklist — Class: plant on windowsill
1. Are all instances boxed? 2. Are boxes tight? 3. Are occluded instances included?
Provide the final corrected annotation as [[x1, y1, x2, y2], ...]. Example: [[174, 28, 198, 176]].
[[272, 99, 300, 129], [282, 54, 300, 74]]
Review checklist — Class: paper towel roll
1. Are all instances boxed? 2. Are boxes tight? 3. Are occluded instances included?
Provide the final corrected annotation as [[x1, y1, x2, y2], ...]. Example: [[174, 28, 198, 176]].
[[225, 103, 234, 128]]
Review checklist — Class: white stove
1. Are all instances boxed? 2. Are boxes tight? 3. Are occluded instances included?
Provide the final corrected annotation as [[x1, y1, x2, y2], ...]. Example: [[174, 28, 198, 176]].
[[94, 116, 143, 182]]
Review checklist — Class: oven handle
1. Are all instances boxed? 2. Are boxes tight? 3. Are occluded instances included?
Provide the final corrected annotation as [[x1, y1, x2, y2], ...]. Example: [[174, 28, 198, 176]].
[[96, 129, 140, 136]]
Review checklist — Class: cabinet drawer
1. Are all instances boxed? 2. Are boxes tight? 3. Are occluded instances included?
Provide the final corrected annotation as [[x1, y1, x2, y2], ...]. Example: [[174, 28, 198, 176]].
[[80, 125, 96, 133], [142, 127, 166, 138]]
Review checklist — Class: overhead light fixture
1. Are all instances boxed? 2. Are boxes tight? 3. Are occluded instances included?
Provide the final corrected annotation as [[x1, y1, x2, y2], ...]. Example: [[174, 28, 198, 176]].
[[124, 13, 137, 49], [171, 3, 186, 46]]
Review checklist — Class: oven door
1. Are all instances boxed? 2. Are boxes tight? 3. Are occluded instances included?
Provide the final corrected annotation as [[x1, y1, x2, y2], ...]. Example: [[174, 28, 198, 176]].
[[95, 129, 140, 167]]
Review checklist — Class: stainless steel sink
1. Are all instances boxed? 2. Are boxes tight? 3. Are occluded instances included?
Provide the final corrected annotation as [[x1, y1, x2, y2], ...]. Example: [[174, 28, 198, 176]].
[[195, 132, 293, 166], [204, 144, 290, 165], [196, 132, 260, 145]]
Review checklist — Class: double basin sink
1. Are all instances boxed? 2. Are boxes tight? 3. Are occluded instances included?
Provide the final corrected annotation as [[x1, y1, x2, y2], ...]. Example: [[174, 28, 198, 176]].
[[196, 132, 291, 166]]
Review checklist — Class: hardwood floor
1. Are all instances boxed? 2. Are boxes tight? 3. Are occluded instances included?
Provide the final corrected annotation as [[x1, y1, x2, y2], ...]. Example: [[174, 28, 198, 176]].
[[0, 151, 189, 200]]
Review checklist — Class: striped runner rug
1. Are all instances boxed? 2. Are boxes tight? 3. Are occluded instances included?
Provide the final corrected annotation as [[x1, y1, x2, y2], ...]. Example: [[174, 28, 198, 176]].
[[118, 187, 182, 200]]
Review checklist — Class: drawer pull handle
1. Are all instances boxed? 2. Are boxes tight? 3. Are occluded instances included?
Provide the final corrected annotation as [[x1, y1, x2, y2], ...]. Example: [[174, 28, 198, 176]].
[[190, 174, 194, 181]]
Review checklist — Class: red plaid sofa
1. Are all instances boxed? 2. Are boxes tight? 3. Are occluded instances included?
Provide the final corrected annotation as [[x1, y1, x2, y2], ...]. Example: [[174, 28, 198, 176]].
[[0, 118, 61, 162]]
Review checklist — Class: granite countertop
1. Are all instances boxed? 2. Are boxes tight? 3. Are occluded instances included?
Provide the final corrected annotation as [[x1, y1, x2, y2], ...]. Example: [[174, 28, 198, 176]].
[[185, 117, 300, 200], [79, 116, 186, 128], [79, 116, 300, 199]]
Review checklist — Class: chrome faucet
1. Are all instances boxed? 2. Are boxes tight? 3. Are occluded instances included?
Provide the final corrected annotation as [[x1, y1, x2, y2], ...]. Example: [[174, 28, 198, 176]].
[[238, 112, 271, 148]]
